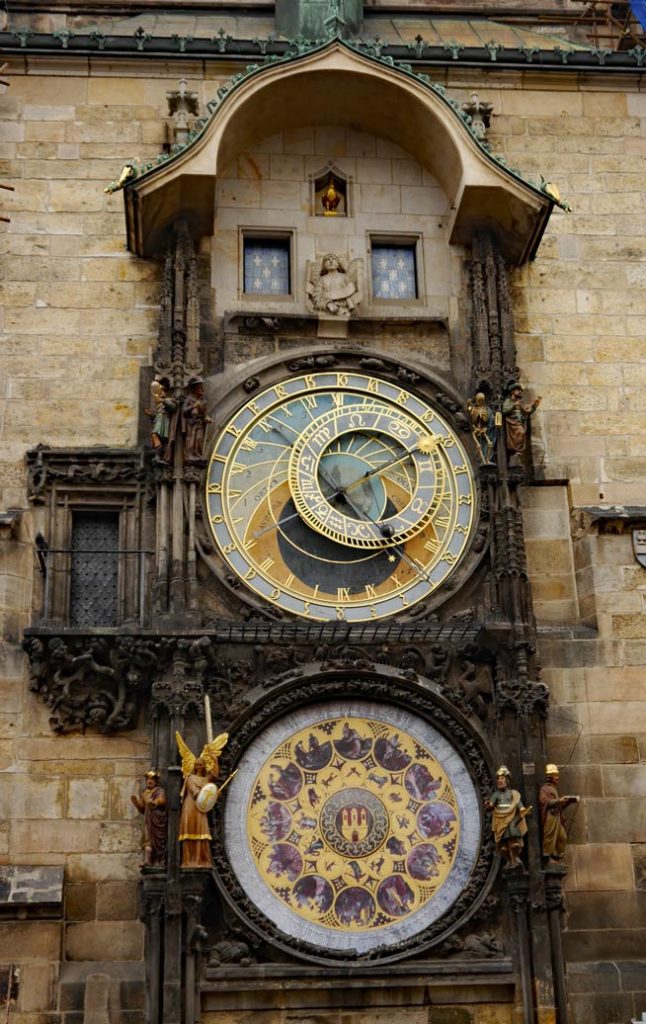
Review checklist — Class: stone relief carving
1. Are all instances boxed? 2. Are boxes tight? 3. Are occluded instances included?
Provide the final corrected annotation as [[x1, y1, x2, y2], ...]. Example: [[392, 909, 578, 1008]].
[[306, 253, 362, 318]]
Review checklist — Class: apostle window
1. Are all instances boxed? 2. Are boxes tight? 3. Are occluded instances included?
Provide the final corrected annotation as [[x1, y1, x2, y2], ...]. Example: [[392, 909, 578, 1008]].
[[370, 241, 418, 301], [243, 236, 291, 296]]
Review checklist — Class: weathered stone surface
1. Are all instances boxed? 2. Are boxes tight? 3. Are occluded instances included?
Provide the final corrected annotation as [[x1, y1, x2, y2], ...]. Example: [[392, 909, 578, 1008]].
[[65, 922, 144, 962]]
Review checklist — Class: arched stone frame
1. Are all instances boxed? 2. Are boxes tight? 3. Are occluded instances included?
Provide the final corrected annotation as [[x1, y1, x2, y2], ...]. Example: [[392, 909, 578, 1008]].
[[123, 41, 553, 265]]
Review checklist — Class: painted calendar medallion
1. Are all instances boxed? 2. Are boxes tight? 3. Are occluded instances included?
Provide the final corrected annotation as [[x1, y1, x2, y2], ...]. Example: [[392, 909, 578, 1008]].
[[223, 701, 482, 953]]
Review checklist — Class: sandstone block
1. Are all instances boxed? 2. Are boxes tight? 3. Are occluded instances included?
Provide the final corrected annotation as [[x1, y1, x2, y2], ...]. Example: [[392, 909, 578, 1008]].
[[282, 127, 315, 154], [17, 962, 57, 1012], [87, 79, 146, 106], [260, 179, 304, 210], [67, 779, 108, 820], [0, 922, 62, 959], [65, 883, 97, 922], [10, 820, 100, 855], [237, 152, 269, 180], [569, 843, 635, 891], [65, 921, 143, 962], [216, 178, 261, 208], [95, 881, 138, 921]]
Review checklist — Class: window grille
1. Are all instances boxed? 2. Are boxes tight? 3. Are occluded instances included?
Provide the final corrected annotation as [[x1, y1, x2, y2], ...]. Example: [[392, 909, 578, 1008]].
[[69, 511, 119, 627]]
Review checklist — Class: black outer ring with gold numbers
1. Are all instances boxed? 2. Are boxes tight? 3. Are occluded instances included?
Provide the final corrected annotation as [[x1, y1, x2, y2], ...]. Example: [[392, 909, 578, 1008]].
[[205, 370, 477, 624]]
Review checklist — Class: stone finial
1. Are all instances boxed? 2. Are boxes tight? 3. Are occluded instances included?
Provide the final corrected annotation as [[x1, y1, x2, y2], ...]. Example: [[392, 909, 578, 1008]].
[[462, 92, 493, 142], [166, 79, 199, 147]]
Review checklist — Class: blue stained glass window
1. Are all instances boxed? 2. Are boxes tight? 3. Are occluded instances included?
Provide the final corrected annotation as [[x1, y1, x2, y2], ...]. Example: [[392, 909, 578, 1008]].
[[244, 239, 291, 295], [371, 244, 417, 300]]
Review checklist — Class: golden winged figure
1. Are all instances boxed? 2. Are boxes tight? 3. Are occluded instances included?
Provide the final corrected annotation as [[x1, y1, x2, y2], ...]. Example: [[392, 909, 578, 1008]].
[[175, 730, 228, 779], [175, 731, 229, 868]]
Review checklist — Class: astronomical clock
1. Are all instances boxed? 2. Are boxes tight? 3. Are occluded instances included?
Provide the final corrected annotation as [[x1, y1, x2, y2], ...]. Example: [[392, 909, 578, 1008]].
[[202, 358, 496, 964], [205, 369, 476, 623]]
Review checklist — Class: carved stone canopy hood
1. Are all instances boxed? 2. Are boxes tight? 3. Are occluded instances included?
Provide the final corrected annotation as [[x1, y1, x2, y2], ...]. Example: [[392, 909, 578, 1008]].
[[122, 40, 554, 264]]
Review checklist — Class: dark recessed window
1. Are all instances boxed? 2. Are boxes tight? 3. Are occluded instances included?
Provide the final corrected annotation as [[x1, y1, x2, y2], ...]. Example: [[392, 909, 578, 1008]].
[[243, 238, 291, 295], [70, 511, 119, 627], [371, 244, 417, 300]]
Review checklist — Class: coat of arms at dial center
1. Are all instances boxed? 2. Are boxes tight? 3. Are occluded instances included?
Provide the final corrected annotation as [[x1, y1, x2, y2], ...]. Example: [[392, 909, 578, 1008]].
[[223, 703, 482, 954], [205, 371, 477, 622]]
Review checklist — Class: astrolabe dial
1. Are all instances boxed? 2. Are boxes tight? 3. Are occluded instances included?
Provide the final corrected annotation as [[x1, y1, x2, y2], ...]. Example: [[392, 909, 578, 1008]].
[[289, 402, 443, 549], [205, 370, 476, 622], [223, 701, 482, 955]]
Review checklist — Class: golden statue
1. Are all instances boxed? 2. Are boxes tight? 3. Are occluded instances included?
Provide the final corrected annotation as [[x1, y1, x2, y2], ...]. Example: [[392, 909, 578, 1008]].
[[322, 176, 342, 216], [175, 731, 229, 868]]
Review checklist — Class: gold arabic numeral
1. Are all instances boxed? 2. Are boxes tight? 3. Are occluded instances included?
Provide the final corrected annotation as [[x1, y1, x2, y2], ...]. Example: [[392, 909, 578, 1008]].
[[453, 463, 468, 474], [396, 389, 410, 406], [226, 424, 241, 438], [336, 373, 349, 387], [337, 587, 351, 602], [304, 374, 316, 390], [421, 410, 436, 426], [303, 601, 311, 617], [332, 392, 344, 408], [458, 495, 473, 505], [367, 377, 380, 394], [400, 593, 410, 607], [442, 435, 455, 447], [443, 552, 457, 565], [302, 395, 318, 410], [247, 401, 260, 416], [370, 605, 378, 619], [240, 437, 258, 452], [222, 543, 236, 555], [455, 524, 468, 535], [424, 536, 441, 555], [336, 606, 346, 621], [364, 584, 377, 599], [210, 514, 224, 525], [269, 588, 282, 601], [275, 384, 288, 399], [207, 483, 222, 494], [244, 566, 256, 580], [259, 557, 274, 573]]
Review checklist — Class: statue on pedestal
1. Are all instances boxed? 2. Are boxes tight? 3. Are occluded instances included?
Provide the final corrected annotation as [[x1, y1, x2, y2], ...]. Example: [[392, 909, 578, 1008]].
[[486, 765, 531, 870], [467, 392, 498, 465], [175, 732, 229, 868], [131, 769, 168, 868], [539, 763, 580, 866], [502, 383, 541, 463]]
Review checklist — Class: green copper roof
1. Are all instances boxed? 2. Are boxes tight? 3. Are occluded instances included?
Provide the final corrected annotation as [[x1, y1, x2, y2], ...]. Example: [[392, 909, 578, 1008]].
[[109, 34, 569, 212]]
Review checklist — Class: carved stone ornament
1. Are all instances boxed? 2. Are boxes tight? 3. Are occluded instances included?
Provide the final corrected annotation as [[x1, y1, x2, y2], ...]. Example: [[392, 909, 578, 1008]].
[[305, 253, 363, 318], [26, 446, 147, 504], [632, 528, 646, 568], [211, 672, 497, 965]]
